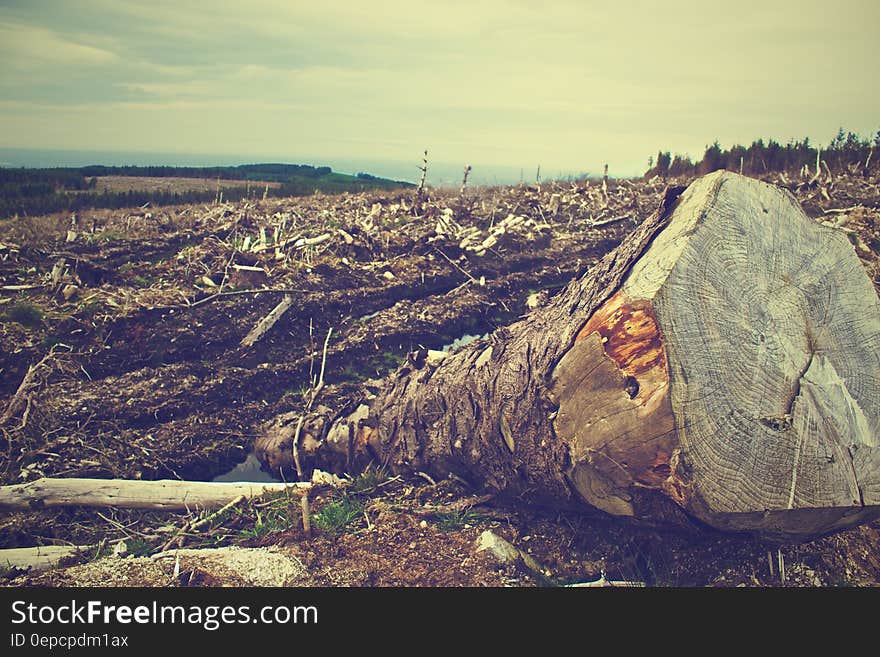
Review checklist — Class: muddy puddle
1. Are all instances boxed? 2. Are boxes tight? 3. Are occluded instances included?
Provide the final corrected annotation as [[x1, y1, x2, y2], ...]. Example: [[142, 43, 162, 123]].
[[441, 332, 488, 352], [212, 453, 280, 483]]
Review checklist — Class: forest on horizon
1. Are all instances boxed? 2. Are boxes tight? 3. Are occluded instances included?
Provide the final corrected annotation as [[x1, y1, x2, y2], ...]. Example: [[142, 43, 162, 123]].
[[646, 127, 880, 179]]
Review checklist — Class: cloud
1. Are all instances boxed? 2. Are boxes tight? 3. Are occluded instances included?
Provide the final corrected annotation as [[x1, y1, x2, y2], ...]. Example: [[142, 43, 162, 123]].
[[0, 21, 118, 67], [0, 1, 877, 175]]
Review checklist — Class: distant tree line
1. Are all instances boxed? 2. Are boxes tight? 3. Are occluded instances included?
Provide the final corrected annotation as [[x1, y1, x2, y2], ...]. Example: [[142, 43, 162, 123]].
[[0, 187, 257, 219], [77, 163, 336, 182], [0, 163, 413, 219], [645, 128, 880, 179]]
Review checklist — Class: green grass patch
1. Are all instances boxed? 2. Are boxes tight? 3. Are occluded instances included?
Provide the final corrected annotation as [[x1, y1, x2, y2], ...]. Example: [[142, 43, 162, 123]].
[[1, 301, 44, 328], [348, 464, 389, 495], [312, 493, 364, 536], [237, 493, 294, 541], [339, 364, 361, 383], [124, 537, 155, 557], [432, 509, 484, 533]]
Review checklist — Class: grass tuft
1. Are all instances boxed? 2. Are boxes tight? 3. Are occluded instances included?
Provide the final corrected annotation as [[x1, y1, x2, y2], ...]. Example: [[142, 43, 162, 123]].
[[236, 492, 292, 541], [312, 494, 364, 536], [348, 464, 389, 495], [432, 509, 484, 533]]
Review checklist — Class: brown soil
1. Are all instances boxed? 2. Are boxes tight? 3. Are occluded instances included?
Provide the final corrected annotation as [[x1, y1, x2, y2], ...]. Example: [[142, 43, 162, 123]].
[[1, 171, 879, 587]]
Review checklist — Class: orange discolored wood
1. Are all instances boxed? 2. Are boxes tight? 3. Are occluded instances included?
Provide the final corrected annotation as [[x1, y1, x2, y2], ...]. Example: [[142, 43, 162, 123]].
[[552, 289, 686, 516], [577, 290, 667, 379]]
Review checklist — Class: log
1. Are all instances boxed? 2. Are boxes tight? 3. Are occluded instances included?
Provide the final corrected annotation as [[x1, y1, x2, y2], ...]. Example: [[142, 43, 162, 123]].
[[0, 478, 310, 512], [258, 171, 880, 540], [0, 545, 90, 573]]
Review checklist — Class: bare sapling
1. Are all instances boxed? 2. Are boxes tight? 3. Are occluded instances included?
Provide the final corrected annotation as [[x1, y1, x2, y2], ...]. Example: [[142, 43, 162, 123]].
[[460, 164, 472, 196], [416, 150, 428, 201]]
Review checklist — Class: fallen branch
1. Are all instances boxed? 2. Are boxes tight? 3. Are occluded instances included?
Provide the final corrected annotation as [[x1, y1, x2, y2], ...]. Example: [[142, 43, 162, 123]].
[[822, 205, 863, 215], [590, 214, 631, 228], [292, 234, 331, 249], [822, 160, 834, 184], [240, 294, 294, 348], [0, 545, 94, 573], [190, 494, 247, 531], [565, 571, 646, 587], [367, 494, 493, 519], [0, 478, 311, 512], [432, 246, 478, 284], [1, 350, 56, 428]]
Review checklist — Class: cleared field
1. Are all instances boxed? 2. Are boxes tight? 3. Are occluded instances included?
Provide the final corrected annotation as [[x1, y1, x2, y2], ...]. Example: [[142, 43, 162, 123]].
[[1, 172, 879, 587], [91, 175, 281, 194]]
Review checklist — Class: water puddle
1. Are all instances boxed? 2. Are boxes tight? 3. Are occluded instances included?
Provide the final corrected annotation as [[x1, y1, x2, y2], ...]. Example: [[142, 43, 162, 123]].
[[441, 332, 488, 352], [212, 452, 281, 483]]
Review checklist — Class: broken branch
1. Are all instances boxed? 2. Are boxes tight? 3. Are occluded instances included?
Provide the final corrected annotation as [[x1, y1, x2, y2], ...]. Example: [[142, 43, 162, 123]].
[[240, 294, 294, 348]]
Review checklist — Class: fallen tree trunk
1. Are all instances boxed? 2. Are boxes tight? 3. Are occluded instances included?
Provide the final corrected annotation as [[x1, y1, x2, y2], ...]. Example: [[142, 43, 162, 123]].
[[0, 478, 309, 512], [258, 171, 880, 540]]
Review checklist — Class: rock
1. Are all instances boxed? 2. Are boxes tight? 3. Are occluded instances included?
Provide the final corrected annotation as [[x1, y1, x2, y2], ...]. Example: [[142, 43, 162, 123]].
[[61, 284, 79, 301], [475, 530, 520, 564], [152, 546, 306, 586], [311, 468, 345, 487], [475, 531, 545, 575]]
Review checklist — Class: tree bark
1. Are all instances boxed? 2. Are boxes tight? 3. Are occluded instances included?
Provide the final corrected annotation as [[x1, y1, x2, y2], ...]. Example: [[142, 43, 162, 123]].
[[258, 171, 880, 540]]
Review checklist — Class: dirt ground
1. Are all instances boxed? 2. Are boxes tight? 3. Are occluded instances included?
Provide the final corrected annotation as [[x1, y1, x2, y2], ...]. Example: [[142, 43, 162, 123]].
[[2, 170, 879, 587]]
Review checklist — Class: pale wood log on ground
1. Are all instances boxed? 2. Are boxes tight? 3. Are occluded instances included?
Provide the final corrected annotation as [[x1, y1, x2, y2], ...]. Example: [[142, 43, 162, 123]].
[[258, 171, 880, 541], [0, 478, 310, 512], [0, 545, 91, 572]]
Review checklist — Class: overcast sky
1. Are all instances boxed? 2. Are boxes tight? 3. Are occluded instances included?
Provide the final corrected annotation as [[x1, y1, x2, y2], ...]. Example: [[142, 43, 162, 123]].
[[0, 0, 877, 178]]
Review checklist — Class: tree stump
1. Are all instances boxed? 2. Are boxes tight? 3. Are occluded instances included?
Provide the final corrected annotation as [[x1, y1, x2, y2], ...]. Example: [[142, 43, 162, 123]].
[[259, 171, 880, 540]]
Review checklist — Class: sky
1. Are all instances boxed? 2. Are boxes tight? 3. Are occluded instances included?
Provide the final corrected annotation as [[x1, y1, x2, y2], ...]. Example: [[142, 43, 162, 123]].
[[0, 0, 878, 181]]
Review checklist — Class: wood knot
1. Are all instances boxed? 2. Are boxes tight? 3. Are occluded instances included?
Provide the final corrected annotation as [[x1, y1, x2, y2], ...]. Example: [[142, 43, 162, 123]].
[[759, 415, 792, 431]]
